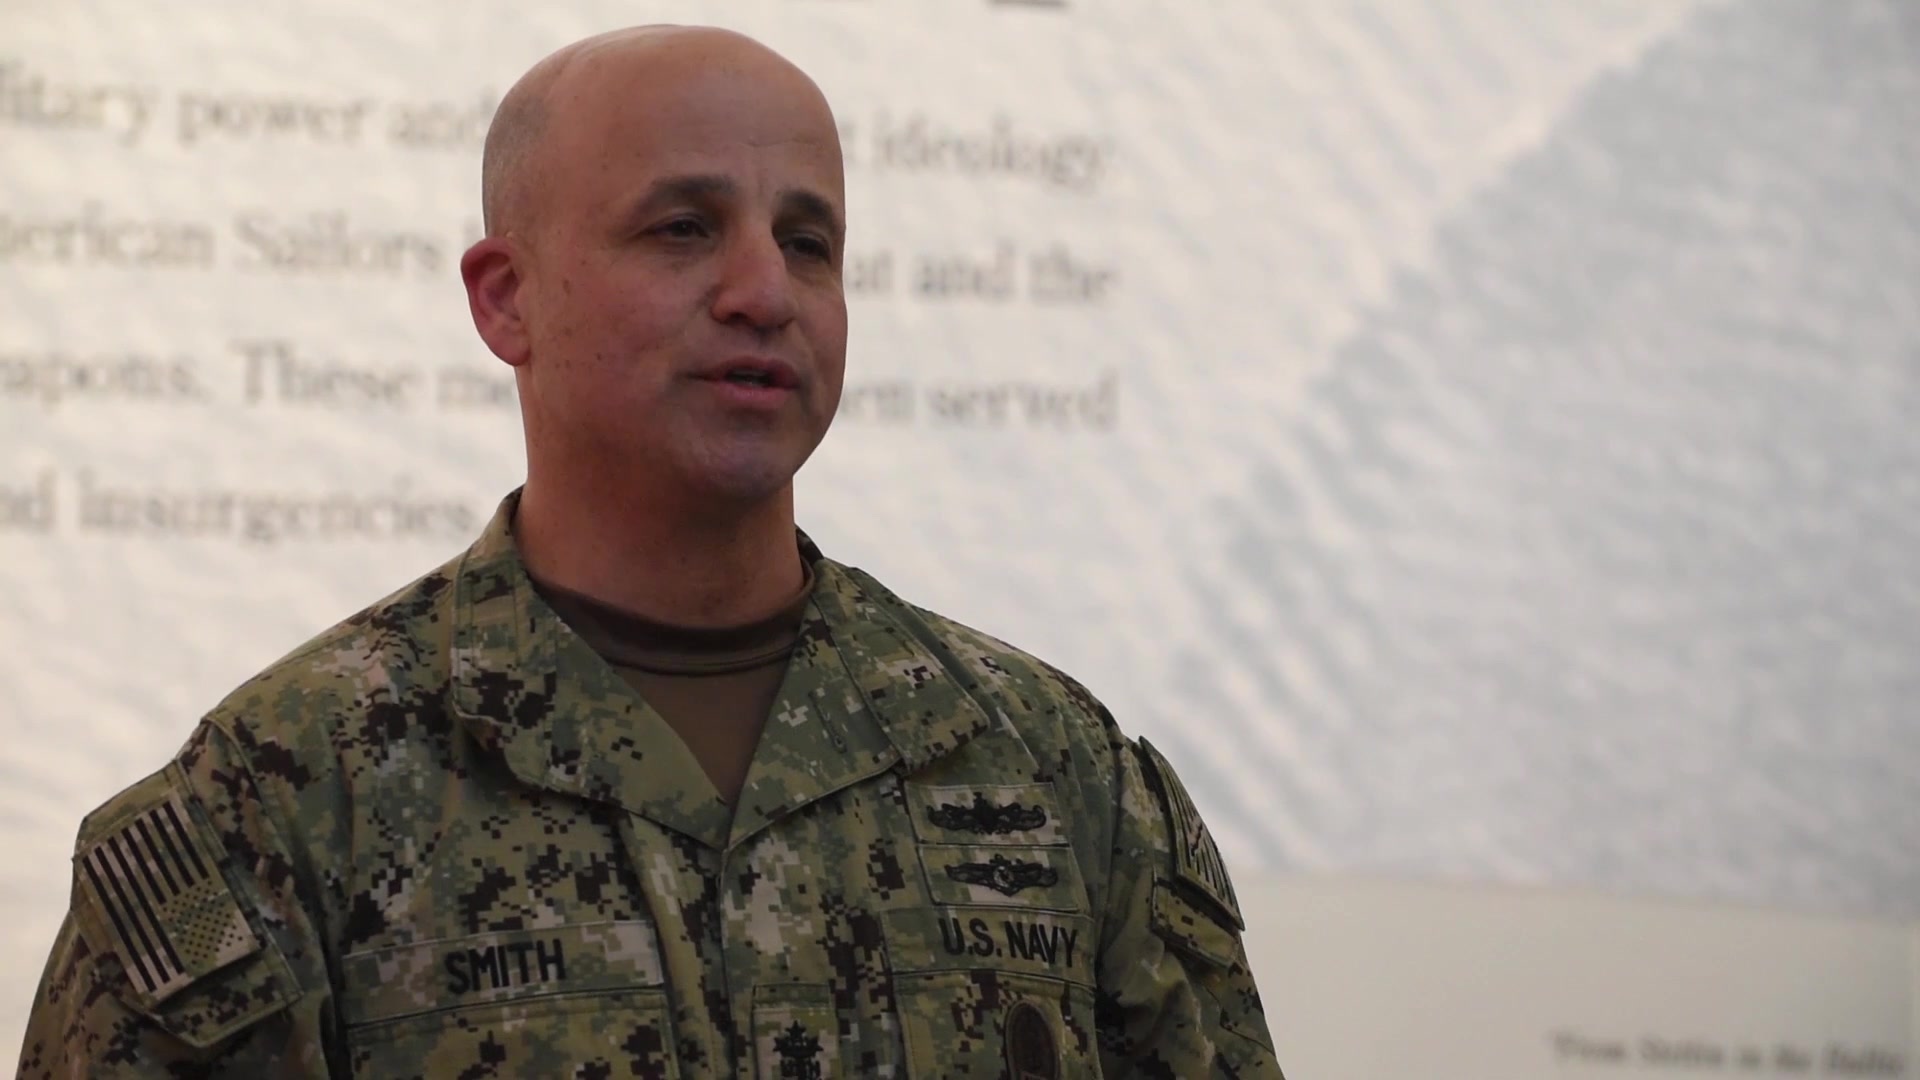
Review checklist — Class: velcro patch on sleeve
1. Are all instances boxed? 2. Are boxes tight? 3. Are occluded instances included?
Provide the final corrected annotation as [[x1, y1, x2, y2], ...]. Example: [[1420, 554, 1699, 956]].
[[1136, 738, 1244, 931], [73, 787, 262, 1007], [1149, 879, 1241, 968]]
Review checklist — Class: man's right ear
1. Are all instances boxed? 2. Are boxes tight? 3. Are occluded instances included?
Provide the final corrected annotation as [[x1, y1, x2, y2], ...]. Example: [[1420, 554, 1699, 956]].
[[461, 238, 532, 367]]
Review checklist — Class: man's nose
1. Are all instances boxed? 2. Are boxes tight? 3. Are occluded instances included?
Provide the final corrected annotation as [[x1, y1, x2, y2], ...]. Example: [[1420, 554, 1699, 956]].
[[710, 229, 800, 331]]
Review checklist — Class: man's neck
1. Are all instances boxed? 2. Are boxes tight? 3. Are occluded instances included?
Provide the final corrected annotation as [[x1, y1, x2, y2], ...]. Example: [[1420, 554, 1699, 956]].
[[511, 478, 805, 629]]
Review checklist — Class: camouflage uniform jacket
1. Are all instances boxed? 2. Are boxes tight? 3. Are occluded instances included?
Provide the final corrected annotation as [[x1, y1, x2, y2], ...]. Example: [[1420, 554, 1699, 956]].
[[18, 496, 1282, 1078]]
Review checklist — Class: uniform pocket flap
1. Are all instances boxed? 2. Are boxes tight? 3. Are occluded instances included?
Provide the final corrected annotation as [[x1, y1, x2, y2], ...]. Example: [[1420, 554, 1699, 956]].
[[135, 942, 299, 1049], [1149, 878, 1241, 969]]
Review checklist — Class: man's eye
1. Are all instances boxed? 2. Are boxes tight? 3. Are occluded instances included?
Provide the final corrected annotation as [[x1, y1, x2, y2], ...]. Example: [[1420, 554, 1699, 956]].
[[783, 234, 832, 261], [654, 218, 708, 240]]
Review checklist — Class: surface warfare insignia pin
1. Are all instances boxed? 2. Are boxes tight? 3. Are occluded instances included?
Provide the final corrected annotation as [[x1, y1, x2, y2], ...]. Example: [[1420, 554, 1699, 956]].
[[1005, 1001, 1060, 1080], [1137, 738, 1245, 930], [774, 1021, 824, 1079], [927, 793, 1049, 835], [946, 854, 1059, 897], [74, 790, 260, 1003]]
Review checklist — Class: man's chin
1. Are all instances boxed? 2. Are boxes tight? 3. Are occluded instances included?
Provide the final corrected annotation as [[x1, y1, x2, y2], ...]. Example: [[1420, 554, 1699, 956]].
[[675, 453, 806, 510]]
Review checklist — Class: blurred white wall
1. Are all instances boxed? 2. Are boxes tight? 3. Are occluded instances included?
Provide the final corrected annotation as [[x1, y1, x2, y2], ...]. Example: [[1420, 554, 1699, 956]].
[[3, 0, 1916, 1071]]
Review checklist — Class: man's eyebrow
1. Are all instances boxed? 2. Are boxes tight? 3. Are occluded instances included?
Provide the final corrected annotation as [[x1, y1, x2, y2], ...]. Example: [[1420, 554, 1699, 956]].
[[617, 174, 737, 227], [779, 188, 845, 238], [616, 175, 843, 237]]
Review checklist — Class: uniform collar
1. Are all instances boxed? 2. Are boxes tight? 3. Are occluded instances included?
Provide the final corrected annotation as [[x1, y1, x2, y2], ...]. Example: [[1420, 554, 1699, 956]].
[[448, 492, 733, 848], [801, 558, 1001, 774], [446, 492, 997, 851]]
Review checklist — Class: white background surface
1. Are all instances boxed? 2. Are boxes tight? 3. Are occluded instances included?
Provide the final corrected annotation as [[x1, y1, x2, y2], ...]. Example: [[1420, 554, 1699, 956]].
[[1240, 878, 1912, 1080], [4, 0, 1916, 1070]]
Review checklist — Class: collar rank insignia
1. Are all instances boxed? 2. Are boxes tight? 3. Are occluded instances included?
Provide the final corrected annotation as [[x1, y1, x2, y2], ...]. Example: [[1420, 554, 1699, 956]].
[[927, 793, 1049, 835], [946, 854, 1059, 897], [774, 1020, 824, 1079]]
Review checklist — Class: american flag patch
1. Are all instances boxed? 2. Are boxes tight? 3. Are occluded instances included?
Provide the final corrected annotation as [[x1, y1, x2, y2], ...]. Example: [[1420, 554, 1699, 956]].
[[75, 792, 260, 1004]]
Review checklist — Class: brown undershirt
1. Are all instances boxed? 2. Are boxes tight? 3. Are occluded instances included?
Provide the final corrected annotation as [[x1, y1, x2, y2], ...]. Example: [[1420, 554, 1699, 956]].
[[529, 562, 815, 806]]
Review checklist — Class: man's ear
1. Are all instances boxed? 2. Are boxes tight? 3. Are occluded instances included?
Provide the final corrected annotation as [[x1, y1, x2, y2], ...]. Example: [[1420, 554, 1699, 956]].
[[461, 237, 532, 367]]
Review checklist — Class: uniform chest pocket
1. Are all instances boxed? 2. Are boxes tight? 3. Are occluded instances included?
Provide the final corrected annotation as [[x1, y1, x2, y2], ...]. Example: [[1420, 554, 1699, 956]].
[[881, 905, 1099, 1080], [339, 920, 679, 1079]]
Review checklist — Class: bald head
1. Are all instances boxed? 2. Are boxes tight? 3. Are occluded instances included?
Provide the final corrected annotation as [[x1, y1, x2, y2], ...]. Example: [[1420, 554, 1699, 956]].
[[479, 82, 549, 236], [459, 23, 850, 567], [480, 26, 834, 237]]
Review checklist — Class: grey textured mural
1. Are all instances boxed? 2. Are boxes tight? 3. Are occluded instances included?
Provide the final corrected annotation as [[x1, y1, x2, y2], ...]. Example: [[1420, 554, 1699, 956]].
[[1168, 0, 1920, 919]]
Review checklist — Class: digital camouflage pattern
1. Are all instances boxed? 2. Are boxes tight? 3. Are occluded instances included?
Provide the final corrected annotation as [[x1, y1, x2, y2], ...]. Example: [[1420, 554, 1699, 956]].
[[18, 494, 1282, 1078]]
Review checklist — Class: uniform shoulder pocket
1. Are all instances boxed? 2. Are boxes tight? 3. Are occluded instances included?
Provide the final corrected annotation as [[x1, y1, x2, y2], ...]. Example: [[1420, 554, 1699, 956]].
[[70, 765, 298, 1049], [1149, 879, 1240, 968], [1135, 738, 1245, 932]]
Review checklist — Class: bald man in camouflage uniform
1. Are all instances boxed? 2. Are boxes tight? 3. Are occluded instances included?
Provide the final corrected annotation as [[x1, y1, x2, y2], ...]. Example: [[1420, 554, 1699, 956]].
[[17, 26, 1282, 1079]]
